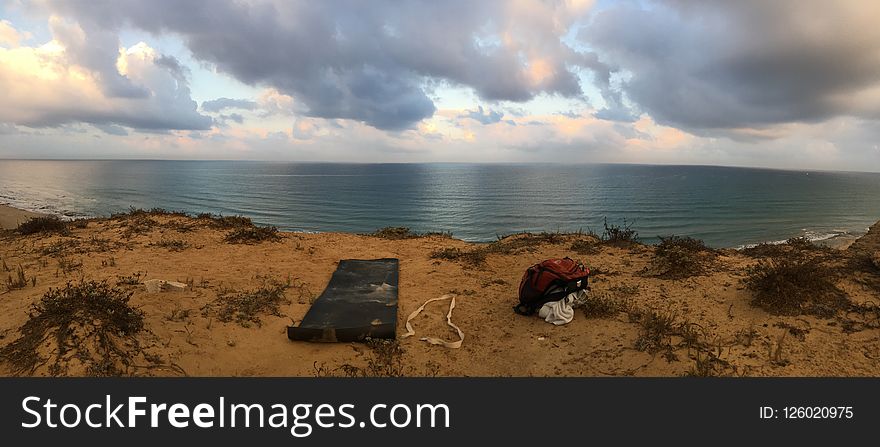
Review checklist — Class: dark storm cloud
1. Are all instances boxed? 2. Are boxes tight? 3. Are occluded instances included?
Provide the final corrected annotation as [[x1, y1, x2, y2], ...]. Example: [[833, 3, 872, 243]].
[[582, 0, 880, 133], [39, 0, 597, 130], [202, 98, 258, 113]]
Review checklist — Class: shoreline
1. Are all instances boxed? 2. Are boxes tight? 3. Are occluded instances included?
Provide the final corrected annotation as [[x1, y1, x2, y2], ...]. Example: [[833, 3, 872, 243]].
[[0, 203, 863, 250]]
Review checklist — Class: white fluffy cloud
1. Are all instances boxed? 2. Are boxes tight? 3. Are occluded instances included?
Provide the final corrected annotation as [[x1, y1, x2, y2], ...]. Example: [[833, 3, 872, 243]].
[[0, 18, 211, 131]]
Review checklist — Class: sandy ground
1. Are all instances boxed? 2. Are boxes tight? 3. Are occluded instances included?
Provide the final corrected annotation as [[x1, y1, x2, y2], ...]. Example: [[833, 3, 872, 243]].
[[1, 210, 878, 377], [0, 205, 46, 230]]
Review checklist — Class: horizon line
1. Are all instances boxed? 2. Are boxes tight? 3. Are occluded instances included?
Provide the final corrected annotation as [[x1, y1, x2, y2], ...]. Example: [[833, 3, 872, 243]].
[[1, 158, 878, 175]]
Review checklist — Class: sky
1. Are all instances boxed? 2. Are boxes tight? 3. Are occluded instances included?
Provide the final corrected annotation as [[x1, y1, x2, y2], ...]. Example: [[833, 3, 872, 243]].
[[0, 0, 879, 172]]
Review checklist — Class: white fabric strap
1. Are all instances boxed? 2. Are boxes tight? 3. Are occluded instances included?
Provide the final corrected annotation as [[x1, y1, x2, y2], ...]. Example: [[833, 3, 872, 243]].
[[400, 294, 464, 348]]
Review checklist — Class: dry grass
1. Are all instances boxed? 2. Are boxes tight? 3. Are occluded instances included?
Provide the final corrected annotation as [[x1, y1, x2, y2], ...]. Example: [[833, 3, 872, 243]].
[[203, 278, 298, 327], [313, 339, 440, 378]]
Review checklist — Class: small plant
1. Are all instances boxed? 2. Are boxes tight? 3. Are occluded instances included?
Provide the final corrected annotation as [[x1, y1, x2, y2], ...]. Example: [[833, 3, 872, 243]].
[[768, 332, 789, 366], [16, 216, 69, 236], [744, 258, 848, 317], [6, 265, 30, 291], [167, 305, 192, 322], [205, 278, 292, 327], [116, 272, 145, 286], [578, 292, 623, 318], [154, 239, 190, 251], [634, 308, 678, 354], [684, 349, 729, 377], [601, 217, 639, 246], [317, 338, 409, 377], [224, 226, 282, 244], [57, 256, 83, 275]]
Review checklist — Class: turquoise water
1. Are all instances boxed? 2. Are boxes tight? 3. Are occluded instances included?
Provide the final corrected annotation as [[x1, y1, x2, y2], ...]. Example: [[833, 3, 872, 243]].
[[1, 160, 879, 247]]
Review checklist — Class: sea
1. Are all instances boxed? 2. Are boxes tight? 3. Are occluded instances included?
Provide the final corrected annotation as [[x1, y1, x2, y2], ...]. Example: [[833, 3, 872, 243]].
[[1, 160, 879, 248]]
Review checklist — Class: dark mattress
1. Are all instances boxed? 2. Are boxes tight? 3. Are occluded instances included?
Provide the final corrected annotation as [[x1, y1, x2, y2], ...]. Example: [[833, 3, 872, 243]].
[[287, 258, 399, 342]]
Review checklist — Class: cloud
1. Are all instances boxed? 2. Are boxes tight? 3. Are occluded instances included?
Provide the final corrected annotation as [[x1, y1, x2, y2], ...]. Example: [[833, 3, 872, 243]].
[[202, 98, 257, 113], [36, 0, 601, 130], [93, 123, 128, 135], [582, 1, 880, 135], [462, 106, 504, 125], [0, 20, 212, 131], [0, 19, 31, 47]]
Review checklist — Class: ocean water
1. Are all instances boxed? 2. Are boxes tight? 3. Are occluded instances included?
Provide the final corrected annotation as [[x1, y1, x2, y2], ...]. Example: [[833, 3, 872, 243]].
[[1, 160, 879, 248]]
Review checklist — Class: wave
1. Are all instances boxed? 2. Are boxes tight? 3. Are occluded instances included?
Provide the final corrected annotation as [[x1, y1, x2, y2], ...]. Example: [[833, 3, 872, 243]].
[[735, 229, 865, 250]]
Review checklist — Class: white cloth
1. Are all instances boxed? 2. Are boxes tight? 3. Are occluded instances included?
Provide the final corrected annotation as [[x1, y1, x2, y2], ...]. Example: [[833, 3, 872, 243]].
[[538, 289, 587, 325]]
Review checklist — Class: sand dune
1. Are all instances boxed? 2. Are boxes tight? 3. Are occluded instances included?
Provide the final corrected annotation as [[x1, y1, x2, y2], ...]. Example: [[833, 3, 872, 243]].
[[0, 209, 878, 377]]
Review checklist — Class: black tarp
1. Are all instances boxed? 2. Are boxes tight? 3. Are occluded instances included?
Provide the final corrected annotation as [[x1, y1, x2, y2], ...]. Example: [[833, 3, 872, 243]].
[[288, 258, 399, 342]]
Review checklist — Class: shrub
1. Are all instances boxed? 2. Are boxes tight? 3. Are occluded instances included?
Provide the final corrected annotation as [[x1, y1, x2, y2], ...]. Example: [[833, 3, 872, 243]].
[[742, 237, 821, 259], [578, 292, 623, 318], [372, 227, 419, 239], [0, 280, 145, 376], [155, 239, 189, 251], [652, 235, 716, 279], [224, 226, 281, 244], [601, 217, 638, 246], [744, 258, 848, 317], [198, 213, 254, 229], [16, 216, 68, 236]]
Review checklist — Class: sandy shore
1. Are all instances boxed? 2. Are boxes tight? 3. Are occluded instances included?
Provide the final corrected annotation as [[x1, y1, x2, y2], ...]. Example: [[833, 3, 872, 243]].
[[0, 207, 878, 377], [0, 204, 46, 230]]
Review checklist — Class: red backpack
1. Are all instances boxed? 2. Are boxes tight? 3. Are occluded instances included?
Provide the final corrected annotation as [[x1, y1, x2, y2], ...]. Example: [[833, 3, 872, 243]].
[[514, 257, 589, 316]]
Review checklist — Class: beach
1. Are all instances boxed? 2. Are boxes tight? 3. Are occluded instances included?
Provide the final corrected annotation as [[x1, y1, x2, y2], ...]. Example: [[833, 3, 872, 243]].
[[0, 206, 878, 377], [0, 204, 46, 231]]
